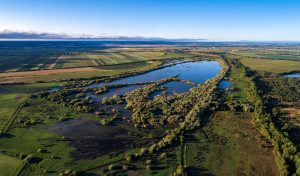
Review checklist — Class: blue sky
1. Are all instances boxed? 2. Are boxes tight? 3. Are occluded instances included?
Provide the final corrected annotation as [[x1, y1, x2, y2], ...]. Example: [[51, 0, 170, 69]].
[[0, 0, 299, 41]]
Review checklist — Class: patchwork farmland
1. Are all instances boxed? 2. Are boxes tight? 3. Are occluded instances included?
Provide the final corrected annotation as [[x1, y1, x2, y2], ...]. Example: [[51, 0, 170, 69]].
[[0, 44, 166, 72]]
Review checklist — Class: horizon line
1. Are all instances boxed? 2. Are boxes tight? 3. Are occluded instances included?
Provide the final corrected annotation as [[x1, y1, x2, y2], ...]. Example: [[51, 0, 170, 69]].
[[1, 30, 300, 43], [1, 39, 300, 43]]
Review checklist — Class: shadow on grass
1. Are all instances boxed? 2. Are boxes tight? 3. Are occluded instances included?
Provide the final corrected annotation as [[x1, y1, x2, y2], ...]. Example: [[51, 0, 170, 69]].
[[187, 166, 215, 176], [0, 133, 14, 138], [79, 172, 100, 176]]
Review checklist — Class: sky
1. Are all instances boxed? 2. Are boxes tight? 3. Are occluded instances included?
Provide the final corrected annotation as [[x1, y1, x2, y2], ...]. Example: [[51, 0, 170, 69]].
[[0, 0, 300, 41]]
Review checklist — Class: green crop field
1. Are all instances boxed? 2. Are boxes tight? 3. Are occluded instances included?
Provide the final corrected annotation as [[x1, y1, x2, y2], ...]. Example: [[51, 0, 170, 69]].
[[240, 58, 300, 73]]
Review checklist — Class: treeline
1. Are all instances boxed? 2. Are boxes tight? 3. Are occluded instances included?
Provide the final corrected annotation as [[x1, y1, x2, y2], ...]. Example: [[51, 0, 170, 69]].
[[228, 58, 300, 175]]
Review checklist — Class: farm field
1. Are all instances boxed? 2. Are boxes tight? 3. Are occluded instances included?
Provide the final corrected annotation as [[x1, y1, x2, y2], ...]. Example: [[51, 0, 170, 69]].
[[240, 58, 300, 73], [52, 50, 166, 69], [0, 42, 300, 176]]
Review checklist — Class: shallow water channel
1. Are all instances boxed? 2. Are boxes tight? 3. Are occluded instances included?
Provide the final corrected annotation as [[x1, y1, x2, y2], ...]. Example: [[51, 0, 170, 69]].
[[283, 73, 300, 78]]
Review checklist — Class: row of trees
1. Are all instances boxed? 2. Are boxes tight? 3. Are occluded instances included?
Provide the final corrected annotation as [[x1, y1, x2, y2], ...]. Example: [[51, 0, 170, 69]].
[[102, 95, 124, 105], [262, 76, 300, 102]]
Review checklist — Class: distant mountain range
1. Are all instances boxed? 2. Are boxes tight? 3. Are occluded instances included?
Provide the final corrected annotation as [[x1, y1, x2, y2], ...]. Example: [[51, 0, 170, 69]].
[[0, 30, 205, 41], [0, 31, 69, 39]]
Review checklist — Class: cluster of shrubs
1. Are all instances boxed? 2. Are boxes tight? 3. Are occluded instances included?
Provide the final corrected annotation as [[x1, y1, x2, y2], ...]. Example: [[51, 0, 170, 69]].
[[94, 86, 109, 95], [95, 108, 119, 125], [102, 95, 124, 105], [58, 169, 78, 176], [32, 89, 95, 113], [100, 114, 118, 126], [125, 76, 178, 126], [106, 152, 167, 174], [262, 76, 300, 102], [172, 165, 185, 176], [226, 100, 254, 112]]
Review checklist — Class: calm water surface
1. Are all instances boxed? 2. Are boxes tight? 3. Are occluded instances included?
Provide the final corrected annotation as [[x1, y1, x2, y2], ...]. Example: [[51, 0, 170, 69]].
[[283, 73, 300, 78], [87, 85, 144, 102], [218, 80, 233, 89]]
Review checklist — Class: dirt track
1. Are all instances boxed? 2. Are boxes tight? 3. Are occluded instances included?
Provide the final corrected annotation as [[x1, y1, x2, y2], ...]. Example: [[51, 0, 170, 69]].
[[48, 56, 61, 69]]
